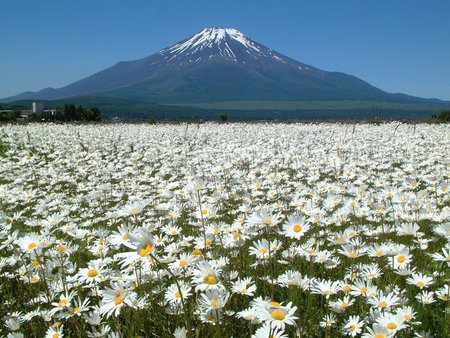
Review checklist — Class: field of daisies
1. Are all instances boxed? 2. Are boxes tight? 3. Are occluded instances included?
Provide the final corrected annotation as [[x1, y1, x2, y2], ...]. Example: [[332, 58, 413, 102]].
[[0, 122, 449, 338]]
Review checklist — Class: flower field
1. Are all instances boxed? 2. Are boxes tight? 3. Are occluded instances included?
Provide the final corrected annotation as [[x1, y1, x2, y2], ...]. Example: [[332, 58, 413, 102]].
[[0, 122, 449, 338]]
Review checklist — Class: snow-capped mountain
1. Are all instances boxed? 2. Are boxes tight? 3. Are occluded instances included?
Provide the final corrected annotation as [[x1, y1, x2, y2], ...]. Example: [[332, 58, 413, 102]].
[[156, 27, 311, 69], [3, 27, 430, 103]]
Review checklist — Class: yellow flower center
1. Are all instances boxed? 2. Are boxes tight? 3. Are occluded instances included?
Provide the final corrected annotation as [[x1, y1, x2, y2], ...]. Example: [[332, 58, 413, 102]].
[[207, 315, 216, 321], [293, 224, 302, 232], [343, 284, 351, 292], [28, 242, 37, 249], [379, 301, 388, 308], [114, 294, 123, 305], [259, 247, 269, 253], [374, 334, 386, 338], [416, 281, 425, 287], [87, 269, 99, 277], [376, 250, 384, 257], [122, 234, 128, 240], [58, 299, 68, 307], [211, 299, 219, 308], [341, 302, 349, 307], [204, 275, 218, 285], [139, 243, 153, 256], [201, 209, 209, 215], [192, 249, 202, 256], [271, 309, 286, 320], [269, 301, 281, 307], [32, 260, 41, 267], [404, 314, 412, 320], [233, 232, 242, 240], [241, 288, 248, 294], [130, 207, 140, 215], [348, 252, 357, 258], [397, 255, 406, 263], [57, 246, 66, 253], [348, 324, 356, 331], [175, 291, 182, 298], [52, 333, 60, 338], [360, 286, 368, 293], [179, 260, 189, 267], [71, 306, 81, 314], [387, 322, 397, 330], [204, 239, 212, 246], [264, 218, 273, 225]]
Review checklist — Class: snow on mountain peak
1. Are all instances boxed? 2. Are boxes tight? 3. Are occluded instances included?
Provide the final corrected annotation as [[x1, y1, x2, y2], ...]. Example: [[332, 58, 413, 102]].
[[155, 27, 305, 68], [165, 27, 262, 58]]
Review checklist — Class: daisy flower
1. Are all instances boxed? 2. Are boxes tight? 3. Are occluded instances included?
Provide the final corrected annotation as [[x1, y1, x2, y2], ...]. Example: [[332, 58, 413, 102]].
[[76, 260, 108, 285], [280, 214, 310, 239], [198, 308, 223, 324], [319, 313, 337, 328], [44, 324, 64, 338], [390, 248, 412, 269], [237, 307, 260, 323], [341, 315, 364, 337], [396, 306, 416, 323], [406, 272, 434, 289], [16, 233, 42, 253], [99, 281, 138, 318], [311, 279, 341, 299], [231, 277, 257, 296], [128, 228, 155, 258], [252, 322, 289, 338], [429, 245, 450, 266], [329, 296, 355, 313], [415, 291, 435, 305], [164, 283, 192, 305], [255, 301, 298, 330], [362, 323, 395, 338], [368, 291, 401, 309], [435, 284, 450, 301], [191, 261, 222, 291], [376, 313, 407, 332], [198, 287, 230, 312]]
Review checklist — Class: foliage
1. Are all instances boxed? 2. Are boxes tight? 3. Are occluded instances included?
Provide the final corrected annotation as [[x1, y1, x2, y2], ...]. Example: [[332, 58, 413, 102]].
[[218, 112, 229, 122], [27, 104, 102, 122], [437, 110, 450, 122]]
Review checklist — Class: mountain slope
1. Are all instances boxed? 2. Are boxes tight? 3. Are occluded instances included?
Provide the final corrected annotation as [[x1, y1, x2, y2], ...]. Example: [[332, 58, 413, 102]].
[[2, 28, 444, 104]]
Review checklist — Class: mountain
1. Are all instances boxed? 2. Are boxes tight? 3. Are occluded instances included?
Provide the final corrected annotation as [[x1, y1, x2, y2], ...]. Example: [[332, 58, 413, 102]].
[[2, 27, 446, 104]]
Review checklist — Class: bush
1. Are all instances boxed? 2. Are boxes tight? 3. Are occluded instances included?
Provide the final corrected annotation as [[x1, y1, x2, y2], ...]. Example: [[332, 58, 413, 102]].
[[437, 110, 450, 122]]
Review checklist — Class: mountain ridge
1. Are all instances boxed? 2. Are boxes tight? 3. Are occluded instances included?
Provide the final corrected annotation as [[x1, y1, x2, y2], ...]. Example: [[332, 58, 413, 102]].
[[2, 27, 448, 105]]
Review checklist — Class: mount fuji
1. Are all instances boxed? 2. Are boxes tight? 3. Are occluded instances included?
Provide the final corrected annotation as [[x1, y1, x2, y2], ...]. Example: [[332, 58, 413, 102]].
[[2, 27, 439, 104]]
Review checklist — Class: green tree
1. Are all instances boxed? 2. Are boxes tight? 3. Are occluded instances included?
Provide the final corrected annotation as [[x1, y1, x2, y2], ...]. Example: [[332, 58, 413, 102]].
[[218, 112, 229, 122], [90, 107, 101, 121], [437, 110, 450, 122], [64, 103, 76, 121]]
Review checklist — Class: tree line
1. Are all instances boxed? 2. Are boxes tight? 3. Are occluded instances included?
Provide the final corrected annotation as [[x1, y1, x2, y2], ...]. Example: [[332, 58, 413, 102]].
[[28, 104, 101, 122], [0, 103, 101, 122]]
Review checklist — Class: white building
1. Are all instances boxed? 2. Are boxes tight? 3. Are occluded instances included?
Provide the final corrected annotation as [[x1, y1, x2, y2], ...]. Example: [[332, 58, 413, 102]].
[[32, 102, 45, 113]]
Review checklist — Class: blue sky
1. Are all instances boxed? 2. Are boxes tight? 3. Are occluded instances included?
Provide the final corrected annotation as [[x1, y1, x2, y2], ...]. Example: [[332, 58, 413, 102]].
[[1, 0, 449, 100]]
